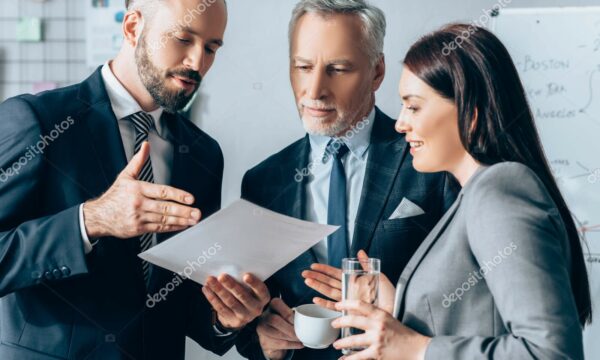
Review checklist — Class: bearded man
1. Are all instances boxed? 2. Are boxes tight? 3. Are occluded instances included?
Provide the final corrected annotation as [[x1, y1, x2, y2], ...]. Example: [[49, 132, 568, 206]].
[[0, 1, 269, 359]]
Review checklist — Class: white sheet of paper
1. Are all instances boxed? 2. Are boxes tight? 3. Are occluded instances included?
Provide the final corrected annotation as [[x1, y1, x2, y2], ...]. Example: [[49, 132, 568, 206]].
[[139, 199, 338, 285]]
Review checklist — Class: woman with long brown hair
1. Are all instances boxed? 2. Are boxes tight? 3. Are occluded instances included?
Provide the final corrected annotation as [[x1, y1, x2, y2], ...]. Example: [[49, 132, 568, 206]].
[[304, 23, 591, 360]]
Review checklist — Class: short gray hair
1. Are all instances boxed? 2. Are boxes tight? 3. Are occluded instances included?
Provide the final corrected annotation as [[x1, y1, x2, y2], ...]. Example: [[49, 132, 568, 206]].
[[289, 0, 386, 66]]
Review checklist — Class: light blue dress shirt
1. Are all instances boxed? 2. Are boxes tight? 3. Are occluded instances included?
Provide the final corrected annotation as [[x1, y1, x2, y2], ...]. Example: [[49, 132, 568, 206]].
[[305, 108, 376, 264]]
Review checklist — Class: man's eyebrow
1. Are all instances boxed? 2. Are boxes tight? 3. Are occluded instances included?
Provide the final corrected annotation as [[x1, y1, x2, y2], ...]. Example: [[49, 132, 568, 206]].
[[207, 39, 224, 46], [179, 26, 224, 46], [327, 59, 353, 66], [292, 56, 312, 63], [291, 57, 354, 66]]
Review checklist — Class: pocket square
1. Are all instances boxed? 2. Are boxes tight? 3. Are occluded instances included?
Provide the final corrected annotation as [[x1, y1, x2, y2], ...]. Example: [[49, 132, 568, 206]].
[[388, 198, 425, 220]]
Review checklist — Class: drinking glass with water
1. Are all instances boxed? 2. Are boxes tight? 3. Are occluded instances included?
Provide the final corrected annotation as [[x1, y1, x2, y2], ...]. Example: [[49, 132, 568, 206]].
[[341, 257, 380, 355]]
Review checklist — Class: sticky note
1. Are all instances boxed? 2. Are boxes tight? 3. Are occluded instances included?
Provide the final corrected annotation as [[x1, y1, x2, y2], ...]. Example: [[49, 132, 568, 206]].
[[115, 11, 125, 23], [16, 17, 42, 42]]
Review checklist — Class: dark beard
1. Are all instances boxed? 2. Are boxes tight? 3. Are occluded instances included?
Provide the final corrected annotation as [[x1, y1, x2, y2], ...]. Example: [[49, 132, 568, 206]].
[[135, 36, 202, 113]]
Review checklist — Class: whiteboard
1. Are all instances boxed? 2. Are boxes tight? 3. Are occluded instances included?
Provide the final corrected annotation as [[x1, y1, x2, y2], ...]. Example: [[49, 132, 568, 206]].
[[85, 0, 126, 67], [491, 7, 600, 359]]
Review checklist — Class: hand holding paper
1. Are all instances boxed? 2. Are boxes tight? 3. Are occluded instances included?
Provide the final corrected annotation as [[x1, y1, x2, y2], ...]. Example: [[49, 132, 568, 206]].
[[138, 199, 338, 284], [138, 199, 339, 330], [202, 272, 270, 330]]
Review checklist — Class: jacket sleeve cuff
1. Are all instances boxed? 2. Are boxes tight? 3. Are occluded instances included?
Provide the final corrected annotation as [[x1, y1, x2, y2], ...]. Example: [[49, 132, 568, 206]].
[[261, 350, 294, 360]]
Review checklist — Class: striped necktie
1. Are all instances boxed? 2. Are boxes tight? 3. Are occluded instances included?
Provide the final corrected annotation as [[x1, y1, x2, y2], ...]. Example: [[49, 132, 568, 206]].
[[128, 111, 155, 285]]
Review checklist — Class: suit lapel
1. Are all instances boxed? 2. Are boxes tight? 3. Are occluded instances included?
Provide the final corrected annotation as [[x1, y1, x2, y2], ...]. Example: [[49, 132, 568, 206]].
[[288, 137, 318, 263], [147, 113, 210, 290], [77, 67, 128, 191], [163, 113, 204, 207], [283, 136, 309, 220], [351, 108, 408, 256], [156, 112, 226, 241], [392, 192, 464, 318], [273, 136, 317, 263], [158, 112, 187, 244], [75, 68, 147, 291]]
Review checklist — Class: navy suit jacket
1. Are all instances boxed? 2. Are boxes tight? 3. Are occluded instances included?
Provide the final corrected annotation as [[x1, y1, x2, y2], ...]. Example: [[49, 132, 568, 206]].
[[0, 68, 235, 359], [235, 108, 457, 359]]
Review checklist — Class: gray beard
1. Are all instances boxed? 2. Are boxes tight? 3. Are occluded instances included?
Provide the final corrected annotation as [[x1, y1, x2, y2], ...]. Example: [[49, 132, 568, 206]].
[[303, 117, 350, 137]]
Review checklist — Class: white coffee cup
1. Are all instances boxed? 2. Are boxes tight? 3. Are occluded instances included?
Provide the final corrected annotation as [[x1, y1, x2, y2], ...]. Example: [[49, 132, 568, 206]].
[[293, 304, 341, 349]]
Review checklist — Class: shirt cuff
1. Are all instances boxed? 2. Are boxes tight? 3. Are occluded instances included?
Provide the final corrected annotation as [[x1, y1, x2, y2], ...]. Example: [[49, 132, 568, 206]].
[[212, 323, 235, 337], [262, 350, 293, 360], [79, 204, 98, 254]]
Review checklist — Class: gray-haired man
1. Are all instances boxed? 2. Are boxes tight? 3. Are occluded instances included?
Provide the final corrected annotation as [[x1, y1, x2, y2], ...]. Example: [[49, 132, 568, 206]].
[[234, 1, 455, 359]]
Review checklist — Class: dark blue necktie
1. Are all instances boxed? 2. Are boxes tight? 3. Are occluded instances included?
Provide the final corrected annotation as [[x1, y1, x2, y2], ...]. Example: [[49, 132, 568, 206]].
[[326, 140, 350, 268]]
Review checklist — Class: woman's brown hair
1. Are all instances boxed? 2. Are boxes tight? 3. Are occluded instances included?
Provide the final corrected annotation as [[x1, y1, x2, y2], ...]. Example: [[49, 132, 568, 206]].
[[403, 23, 592, 325]]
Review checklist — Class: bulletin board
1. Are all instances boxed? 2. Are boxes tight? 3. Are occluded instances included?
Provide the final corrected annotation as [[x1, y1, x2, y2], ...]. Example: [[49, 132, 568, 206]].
[[0, 0, 89, 100]]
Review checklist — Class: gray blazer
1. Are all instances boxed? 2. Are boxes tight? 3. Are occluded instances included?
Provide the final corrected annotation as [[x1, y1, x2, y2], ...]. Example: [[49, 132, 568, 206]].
[[393, 162, 584, 359]]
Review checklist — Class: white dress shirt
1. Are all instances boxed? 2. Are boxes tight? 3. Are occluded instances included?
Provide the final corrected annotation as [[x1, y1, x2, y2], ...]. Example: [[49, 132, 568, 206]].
[[79, 61, 174, 253], [305, 108, 375, 263], [77, 62, 234, 338]]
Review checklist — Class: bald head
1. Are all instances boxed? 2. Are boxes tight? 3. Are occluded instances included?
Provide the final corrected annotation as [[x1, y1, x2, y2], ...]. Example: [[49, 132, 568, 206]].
[[126, 0, 162, 10], [115, 0, 227, 112], [125, 0, 226, 11], [125, 0, 227, 32]]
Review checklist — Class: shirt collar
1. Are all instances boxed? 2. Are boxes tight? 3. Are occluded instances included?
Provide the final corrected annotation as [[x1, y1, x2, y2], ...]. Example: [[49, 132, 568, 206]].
[[101, 61, 167, 138], [309, 107, 376, 163]]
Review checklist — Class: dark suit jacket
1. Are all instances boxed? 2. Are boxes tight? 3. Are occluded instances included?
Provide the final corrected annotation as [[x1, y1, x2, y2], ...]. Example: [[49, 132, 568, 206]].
[[235, 108, 457, 359], [0, 68, 235, 359]]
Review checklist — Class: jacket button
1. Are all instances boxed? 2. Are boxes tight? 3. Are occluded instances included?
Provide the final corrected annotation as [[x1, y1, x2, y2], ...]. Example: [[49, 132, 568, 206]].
[[44, 271, 53, 280], [60, 266, 71, 276], [52, 269, 62, 279]]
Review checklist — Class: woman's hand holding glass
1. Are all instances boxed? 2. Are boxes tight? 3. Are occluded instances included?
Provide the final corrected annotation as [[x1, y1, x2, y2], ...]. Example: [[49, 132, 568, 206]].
[[301, 250, 395, 314], [330, 300, 431, 360], [301, 250, 430, 359]]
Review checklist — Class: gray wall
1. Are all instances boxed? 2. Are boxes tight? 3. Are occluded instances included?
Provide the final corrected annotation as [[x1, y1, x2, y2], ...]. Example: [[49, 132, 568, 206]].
[[189, 0, 598, 359]]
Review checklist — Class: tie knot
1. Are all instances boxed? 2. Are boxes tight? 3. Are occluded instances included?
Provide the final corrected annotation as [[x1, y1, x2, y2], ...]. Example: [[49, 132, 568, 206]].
[[130, 112, 154, 135], [326, 139, 350, 161]]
